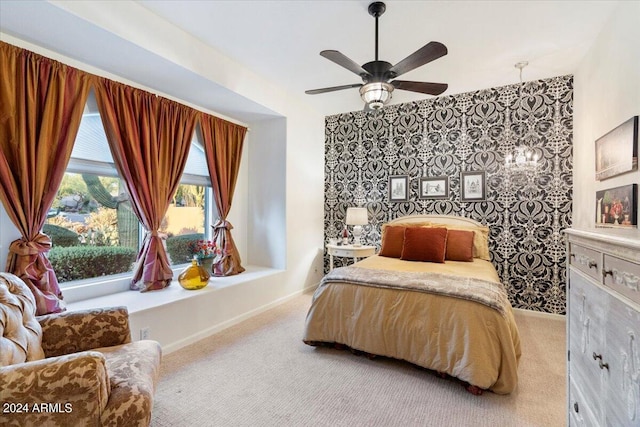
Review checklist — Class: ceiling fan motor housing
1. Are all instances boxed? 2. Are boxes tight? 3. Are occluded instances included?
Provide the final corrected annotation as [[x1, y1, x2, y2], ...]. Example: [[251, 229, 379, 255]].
[[362, 61, 396, 83]]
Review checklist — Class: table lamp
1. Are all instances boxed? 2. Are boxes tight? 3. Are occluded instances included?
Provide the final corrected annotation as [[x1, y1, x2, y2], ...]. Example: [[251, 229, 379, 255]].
[[346, 207, 368, 247]]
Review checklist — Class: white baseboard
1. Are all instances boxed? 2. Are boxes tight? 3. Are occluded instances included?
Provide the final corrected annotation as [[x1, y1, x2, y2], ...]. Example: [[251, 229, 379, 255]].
[[162, 281, 319, 354]]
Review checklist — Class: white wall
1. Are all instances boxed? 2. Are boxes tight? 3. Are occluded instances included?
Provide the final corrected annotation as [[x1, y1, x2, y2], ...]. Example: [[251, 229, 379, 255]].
[[0, 2, 325, 352], [573, 1, 640, 233], [248, 118, 287, 270]]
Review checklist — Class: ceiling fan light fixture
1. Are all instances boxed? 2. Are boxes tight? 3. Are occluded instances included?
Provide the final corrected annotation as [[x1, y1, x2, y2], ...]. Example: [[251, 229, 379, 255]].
[[360, 82, 393, 109]]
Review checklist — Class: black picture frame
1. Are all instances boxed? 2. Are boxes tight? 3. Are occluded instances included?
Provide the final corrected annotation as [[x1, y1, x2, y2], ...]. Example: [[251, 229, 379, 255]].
[[419, 176, 449, 200], [595, 116, 639, 181], [595, 184, 637, 228], [461, 171, 486, 202], [388, 175, 408, 202]]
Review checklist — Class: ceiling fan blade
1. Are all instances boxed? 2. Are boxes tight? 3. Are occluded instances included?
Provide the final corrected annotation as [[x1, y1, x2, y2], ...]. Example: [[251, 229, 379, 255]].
[[391, 80, 448, 96], [320, 50, 370, 77], [305, 83, 363, 95], [388, 42, 447, 78]]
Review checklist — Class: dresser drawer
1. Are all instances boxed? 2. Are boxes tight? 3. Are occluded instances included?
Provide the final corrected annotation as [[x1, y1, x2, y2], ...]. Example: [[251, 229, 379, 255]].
[[603, 254, 640, 306], [569, 379, 599, 426], [570, 244, 602, 282], [329, 248, 353, 257]]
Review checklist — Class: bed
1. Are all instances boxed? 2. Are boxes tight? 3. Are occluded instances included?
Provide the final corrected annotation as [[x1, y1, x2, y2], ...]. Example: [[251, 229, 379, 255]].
[[303, 215, 521, 395]]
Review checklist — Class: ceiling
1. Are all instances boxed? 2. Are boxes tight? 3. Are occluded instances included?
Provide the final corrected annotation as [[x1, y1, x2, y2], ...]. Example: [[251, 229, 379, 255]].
[[0, 0, 620, 119]]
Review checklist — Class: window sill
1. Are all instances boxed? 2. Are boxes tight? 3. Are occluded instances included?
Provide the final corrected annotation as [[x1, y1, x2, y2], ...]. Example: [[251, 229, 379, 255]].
[[66, 265, 283, 315]]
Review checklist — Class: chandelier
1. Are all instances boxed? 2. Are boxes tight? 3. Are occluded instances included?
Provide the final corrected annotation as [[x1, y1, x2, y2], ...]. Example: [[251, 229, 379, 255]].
[[505, 147, 538, 172], [505, 61, 538, 174]]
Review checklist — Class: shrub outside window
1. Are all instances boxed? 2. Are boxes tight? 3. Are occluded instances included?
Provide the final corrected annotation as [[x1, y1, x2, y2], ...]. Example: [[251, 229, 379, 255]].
[[46, 173, 138, 282]]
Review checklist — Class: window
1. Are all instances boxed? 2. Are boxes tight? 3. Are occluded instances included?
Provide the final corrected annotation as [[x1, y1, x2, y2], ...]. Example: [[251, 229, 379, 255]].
[[46, 93, 214, 285], [163, 183, 209, 265]]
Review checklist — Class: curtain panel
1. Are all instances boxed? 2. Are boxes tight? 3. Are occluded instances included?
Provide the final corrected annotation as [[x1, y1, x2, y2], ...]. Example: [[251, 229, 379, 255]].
[[199, 114, 247, 276], [0, 41, 92, 314], [95, 79, 197, 292]]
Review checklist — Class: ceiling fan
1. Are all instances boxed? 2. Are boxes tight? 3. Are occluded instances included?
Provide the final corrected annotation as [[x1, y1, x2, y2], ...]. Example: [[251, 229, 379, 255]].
[[305, 1, 448, 110]]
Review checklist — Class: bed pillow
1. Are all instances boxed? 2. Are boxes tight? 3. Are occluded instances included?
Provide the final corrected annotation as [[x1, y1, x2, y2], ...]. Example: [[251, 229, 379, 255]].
[[379, 222, 433, 258], [445, 229, 474, 262], [382, 221, 432, 230], [428, 224, 491, 261], [379, 225, 406, 258], [400, 227, 448, 263], [451, 225, 491, 261], [380, 221, 432, 237]]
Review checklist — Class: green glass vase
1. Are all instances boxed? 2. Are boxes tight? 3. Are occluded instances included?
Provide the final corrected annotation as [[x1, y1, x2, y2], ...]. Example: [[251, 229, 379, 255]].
[[178, 258, 210, 290], [199, 255, 215, 276]]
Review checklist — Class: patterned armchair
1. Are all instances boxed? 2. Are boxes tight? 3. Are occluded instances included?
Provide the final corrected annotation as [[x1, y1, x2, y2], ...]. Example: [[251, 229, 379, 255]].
[[0, 272, 162, 426]]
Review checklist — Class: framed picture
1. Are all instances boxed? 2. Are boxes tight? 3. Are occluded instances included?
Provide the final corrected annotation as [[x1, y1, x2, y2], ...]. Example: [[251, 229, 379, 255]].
[[596, 184, 637, 228], [419, 176, 449, 199], [388, 175, 408, 202], [595, 116, 638, 181], [461, 171, 486, 202]]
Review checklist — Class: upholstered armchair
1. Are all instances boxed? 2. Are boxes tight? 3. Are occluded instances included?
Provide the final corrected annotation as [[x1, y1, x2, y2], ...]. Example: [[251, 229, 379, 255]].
[[0, 272, 162, 426]]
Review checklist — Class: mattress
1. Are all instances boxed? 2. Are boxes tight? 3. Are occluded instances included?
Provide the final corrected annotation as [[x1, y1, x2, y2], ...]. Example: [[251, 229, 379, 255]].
[[303, 254, 522, 394]]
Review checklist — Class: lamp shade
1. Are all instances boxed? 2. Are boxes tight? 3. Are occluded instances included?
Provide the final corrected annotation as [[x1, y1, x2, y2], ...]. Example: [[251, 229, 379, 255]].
[[359, 82, 393, 110], [346, 207, 368, 226]]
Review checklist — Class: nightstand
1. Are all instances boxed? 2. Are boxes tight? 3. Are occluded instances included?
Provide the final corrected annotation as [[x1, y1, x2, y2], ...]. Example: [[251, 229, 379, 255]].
[[326, 244, 376, 271]]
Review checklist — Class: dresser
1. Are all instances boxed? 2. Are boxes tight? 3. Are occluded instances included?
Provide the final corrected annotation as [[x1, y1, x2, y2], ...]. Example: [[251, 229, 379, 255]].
[[565, 229, 640, 427]]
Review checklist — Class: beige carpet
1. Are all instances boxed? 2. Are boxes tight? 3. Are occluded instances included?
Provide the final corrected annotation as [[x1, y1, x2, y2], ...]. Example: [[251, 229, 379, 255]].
[[151, 293, 566, 427]]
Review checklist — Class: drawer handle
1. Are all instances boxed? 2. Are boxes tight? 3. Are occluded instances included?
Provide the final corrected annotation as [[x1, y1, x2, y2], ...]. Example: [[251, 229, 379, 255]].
[[592, 352, 609, 370], [588, 260, 598, 270], [570, 253, 576, 260], [573, 402, 579, 413], [603, 269, 613, 278]]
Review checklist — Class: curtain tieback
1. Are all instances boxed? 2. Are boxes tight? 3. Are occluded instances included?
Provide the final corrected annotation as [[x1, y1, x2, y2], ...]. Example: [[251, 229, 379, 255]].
[[147, 230, 168, 240], [9, 233, 52, 256], [213, 220, 233, 231]]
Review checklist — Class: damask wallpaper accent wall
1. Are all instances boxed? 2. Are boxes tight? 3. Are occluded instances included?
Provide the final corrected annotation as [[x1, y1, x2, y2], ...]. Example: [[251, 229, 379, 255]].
[[324, 75, 573, 314]]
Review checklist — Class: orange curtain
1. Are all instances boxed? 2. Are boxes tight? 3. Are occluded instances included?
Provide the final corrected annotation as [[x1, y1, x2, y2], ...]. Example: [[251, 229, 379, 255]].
[[0, 42, 91, 314], [199, 114, 247, 276], [94, 79, 197, 292]]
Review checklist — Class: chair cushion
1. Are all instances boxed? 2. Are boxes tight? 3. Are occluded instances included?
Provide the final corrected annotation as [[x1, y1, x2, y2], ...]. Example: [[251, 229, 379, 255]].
[[0, 351, 110, 426], [0, 273, 45, 366]]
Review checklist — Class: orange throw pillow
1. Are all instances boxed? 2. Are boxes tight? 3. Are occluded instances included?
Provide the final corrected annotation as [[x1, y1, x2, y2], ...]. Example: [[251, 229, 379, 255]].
[[401, 227, 448, 263], [379, 226, 406, 258], [445, 229, 474, 262]]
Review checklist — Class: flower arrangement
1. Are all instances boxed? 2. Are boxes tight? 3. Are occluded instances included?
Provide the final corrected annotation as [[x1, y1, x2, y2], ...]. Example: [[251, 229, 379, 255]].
[[188, 239, 217, 259], [610, 200, 623, 218]]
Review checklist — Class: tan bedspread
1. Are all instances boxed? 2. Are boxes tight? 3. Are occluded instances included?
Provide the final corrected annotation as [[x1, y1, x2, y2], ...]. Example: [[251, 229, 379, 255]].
[[303, 255, 522, 394]]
